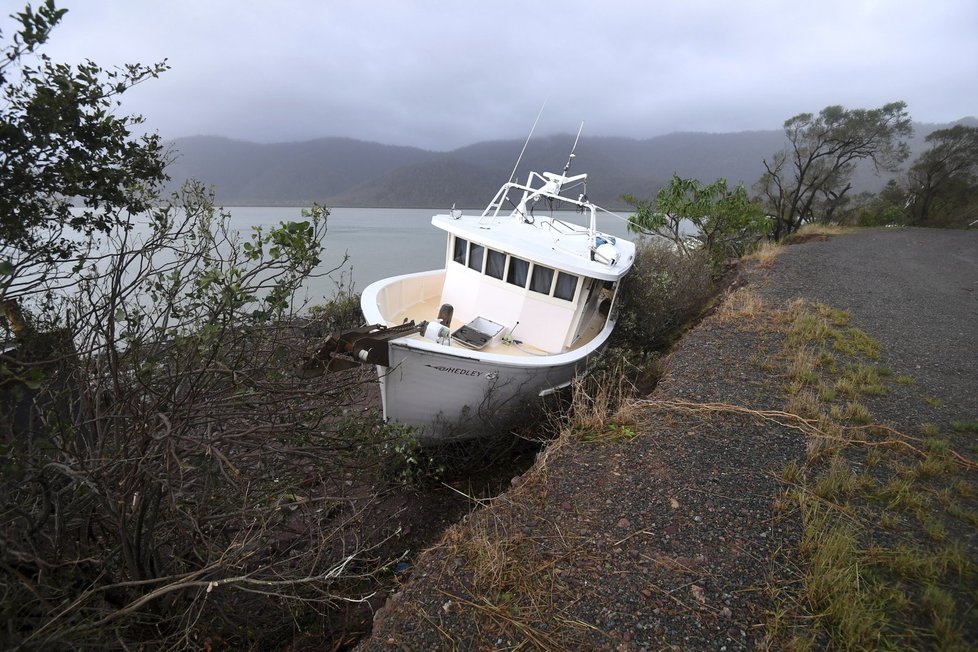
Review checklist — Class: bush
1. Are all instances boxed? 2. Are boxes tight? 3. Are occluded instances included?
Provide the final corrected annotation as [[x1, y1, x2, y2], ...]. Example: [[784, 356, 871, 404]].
[[308, 289, 364, 333], [612, 238, 714, 356], [854, 204, 908, 227], [625, 175, 769, 268], [0, 187, 420, 649]]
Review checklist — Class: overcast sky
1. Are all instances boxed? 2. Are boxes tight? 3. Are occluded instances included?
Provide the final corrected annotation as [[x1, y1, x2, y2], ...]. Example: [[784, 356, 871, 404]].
[[15, 0, 978, 150]]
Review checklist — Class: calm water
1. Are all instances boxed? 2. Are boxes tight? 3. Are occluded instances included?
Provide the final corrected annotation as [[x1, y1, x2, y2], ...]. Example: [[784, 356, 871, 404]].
[[228, 206, 640, 306]]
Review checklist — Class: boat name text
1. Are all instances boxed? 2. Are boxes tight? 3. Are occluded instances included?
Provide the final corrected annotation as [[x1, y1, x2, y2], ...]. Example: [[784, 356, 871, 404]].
[[425, 364, 484, 377]]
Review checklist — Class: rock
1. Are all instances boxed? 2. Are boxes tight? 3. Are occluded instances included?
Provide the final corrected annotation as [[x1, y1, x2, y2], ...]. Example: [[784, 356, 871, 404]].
[[617, 517, 631, 529], [720, 606, 732, 618]]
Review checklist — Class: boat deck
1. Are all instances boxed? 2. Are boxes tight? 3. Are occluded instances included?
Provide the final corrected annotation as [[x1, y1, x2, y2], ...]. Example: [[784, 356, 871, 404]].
[[392, 295, 604, 358]]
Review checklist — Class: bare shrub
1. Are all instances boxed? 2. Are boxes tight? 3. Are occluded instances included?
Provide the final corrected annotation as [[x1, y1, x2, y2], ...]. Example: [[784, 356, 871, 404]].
[[612, 238, 714, 356], [0, 186, 414, 649]]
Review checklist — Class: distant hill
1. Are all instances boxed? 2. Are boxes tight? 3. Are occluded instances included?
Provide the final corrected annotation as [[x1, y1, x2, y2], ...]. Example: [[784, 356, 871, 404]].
[[165, 136, 439, 205], [163, 118, 976, 208]]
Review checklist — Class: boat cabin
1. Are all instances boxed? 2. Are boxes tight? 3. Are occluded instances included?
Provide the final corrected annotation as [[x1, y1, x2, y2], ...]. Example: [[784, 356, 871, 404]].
[[440, 231, 617, 353], [370, 208, 634, 358]]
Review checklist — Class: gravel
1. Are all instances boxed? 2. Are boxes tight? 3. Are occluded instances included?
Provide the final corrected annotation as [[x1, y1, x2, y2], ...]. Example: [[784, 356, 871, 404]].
[[356, 227, 978, 651]]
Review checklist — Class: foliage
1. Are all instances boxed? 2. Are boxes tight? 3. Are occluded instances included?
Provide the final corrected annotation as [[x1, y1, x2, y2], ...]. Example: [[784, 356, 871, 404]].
[[0, 4, 419, 648], [0, 183, 425, 648], [845, 181, 911, 227], [755, 102, 913, 238], [625, 175, 769, 267], [612, 238, 714, 356], [0, 0, 169, 298], [307, 288, 364, 333], [906, 124, 978, 227]]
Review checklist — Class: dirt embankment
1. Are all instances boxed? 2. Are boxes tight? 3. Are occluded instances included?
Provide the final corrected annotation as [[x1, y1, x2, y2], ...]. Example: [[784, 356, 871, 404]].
[[356, 228, 978, 650]]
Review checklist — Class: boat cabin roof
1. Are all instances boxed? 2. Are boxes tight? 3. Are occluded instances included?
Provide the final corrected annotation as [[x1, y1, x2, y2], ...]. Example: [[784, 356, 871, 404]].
[[431, 212, 634, 281]]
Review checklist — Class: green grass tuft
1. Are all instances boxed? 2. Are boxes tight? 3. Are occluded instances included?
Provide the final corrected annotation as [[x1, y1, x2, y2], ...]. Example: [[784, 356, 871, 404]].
[[920, 423, 941, 437], [950, 420, 978, 434], [831, 327, 881, 359]]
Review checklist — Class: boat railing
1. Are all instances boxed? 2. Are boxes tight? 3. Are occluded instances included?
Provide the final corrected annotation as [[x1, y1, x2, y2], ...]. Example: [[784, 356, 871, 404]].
[[478, 171, 601, 256]]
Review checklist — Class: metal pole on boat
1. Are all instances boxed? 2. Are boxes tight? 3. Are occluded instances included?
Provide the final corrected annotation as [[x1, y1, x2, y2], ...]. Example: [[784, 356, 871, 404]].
[[563, 122, 584, 176], [589, 205, 597, 250], [508, 101, 548, 186]]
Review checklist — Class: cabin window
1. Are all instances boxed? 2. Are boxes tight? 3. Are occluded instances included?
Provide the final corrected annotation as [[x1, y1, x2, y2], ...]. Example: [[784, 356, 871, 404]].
[[529, 264, 554, 295], [507, 256, 529, 288], [468, 243, 484, 272], [486, 249, 505, 280], [453, 237, 467, 264], [554, 272, 578, 301]]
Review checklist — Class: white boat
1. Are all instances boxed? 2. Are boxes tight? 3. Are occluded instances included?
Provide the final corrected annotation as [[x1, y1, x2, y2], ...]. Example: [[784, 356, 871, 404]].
[[308, 141, 635, 442]]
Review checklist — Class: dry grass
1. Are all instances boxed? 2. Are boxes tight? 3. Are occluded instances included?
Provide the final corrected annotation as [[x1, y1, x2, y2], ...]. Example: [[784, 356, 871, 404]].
[[555, 360, 640, 442], [644, 294, 978, 648], [798, 499, 891, 647], [745, 240, 783, 267], [794, 223, 854, 238], [716, 286, 766, 323], [408, 359, 647, 646], [786, 389, 821, 420], [430, 503, 596, 650]]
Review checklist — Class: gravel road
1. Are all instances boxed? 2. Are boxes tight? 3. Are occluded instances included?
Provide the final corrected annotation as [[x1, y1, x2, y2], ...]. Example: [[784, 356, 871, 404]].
[[762, 227, 978, 428], [357, 227, 978, 651]]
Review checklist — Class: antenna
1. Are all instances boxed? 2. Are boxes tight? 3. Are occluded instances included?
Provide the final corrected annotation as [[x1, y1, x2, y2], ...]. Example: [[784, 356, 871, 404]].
[[562, 122, 584, 176], [508, 100, 548, 185]]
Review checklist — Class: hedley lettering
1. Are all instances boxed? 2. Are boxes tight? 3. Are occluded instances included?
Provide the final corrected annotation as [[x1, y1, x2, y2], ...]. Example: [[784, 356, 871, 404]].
[[425, 364, 482, 377]]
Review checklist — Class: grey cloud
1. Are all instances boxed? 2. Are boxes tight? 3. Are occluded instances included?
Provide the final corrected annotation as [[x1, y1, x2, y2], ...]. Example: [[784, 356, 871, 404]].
[[25, 0, 978, 149]]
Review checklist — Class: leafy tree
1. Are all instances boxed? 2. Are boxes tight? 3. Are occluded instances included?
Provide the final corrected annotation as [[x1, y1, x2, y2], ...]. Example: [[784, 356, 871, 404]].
[[906, 124, 978, 226], [625, 175, 769, 267], [0, 4, 416, 648], [0, 0, 169, 302], [755, 102, 913, 238]]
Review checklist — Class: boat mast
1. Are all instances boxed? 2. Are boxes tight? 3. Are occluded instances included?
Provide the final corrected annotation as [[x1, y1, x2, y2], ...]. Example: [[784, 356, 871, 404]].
[[562, 123, 596, 250], [508, 102, 547, 186]]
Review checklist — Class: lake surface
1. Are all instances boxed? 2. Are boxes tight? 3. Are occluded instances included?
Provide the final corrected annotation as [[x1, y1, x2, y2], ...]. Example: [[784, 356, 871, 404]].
[[228, 206, 641, 306]]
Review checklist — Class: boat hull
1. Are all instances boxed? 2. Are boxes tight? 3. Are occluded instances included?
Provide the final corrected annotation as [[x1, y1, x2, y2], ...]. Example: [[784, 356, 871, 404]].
[[378, 325, 613, 442]]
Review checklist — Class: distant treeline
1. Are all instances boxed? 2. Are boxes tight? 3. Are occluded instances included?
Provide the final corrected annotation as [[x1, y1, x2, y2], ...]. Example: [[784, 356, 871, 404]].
[[164, 119, 975, 209]]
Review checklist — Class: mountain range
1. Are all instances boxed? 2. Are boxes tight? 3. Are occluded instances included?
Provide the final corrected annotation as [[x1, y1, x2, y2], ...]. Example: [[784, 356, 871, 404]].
[[163, 118, 977, 209]]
